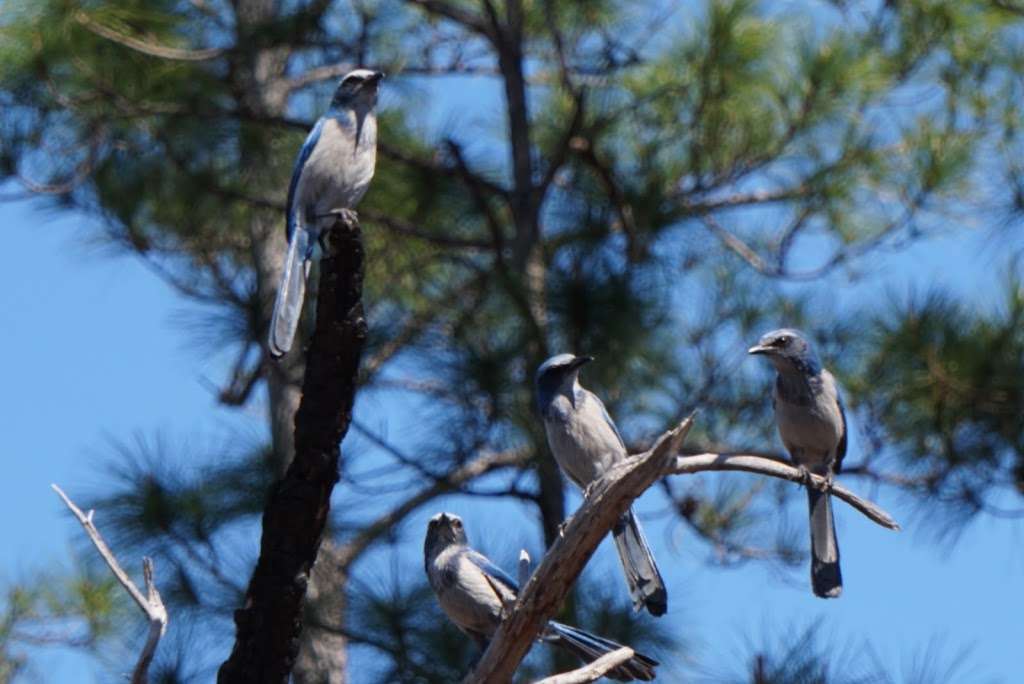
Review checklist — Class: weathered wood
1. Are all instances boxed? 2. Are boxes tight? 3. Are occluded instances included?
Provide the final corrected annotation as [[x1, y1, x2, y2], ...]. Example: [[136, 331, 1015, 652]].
[[464, 415, 695, 683]]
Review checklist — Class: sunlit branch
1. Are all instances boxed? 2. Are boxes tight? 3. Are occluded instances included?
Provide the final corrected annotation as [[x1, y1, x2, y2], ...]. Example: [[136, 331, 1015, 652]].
[[51, 485, 168, 684]]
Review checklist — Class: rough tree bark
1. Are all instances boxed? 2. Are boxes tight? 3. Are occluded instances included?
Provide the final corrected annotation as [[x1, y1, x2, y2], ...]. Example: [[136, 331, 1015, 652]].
[[218, 216, 367, 684]]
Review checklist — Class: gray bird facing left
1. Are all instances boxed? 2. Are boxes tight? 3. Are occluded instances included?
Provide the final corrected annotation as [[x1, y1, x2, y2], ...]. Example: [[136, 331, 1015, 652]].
[[535, 354, 668, 617], [749, 328, 846, 598], [268, 68, 383, 358], [424, 512, 659, 682]]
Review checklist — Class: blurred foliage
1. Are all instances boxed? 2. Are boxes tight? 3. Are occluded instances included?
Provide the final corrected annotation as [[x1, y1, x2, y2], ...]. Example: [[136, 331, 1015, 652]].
[[2, 0, 1023, 680], [849, 275, 1024, 536]]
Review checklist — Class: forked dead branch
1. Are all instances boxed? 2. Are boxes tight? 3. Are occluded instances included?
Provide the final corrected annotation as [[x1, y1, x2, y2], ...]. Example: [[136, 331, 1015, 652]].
[[51, 484, 168, 684]]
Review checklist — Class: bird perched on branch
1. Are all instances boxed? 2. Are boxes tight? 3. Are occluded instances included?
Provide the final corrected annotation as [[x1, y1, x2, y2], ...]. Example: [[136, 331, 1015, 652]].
[[535, 354, 668, 617], [424, 512, 658, 682], [749, 328, 846, 598], [268, 68, 383, 358]]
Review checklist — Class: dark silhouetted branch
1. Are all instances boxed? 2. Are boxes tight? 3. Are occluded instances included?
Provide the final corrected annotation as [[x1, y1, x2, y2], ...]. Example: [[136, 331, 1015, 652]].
[[337, 447, 532, 571], [218, 214, 368, 684]]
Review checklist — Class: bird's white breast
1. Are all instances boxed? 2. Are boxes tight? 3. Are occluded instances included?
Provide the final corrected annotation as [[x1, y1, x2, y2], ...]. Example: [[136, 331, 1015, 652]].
[[295, 112, 377, 217]]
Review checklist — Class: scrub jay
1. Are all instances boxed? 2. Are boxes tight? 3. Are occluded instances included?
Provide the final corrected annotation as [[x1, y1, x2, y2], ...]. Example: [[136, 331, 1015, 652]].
[[748, 328, 846, 598], [268, 68, 383, 358], [535, 355, 668, 617], [424, 512, 658, 682]]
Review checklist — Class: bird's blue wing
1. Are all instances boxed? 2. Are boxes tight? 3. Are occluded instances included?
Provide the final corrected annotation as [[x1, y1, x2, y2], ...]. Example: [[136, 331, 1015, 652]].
[[285, 117, 325, 240], [465, 551, 519, 595], [593, 392, 627, 452], [835, 396, 848, 473]]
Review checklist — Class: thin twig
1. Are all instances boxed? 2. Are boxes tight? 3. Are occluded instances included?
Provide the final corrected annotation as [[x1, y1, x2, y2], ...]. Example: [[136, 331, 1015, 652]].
[[463, 414, 899, 681], [51, 484, 168, 684], [75, 11, 224, 61], [667, 453, 901, 530], [532, 647, 636, 684]]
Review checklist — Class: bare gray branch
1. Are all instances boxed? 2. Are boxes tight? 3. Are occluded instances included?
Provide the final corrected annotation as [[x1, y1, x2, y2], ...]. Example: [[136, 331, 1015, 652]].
[[51, 484, 168, 684]]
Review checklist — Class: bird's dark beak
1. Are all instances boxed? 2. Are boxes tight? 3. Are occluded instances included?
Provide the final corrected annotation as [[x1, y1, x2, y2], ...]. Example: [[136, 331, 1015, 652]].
[[747, 344, 770, 355], [570, 355, 594, 370]]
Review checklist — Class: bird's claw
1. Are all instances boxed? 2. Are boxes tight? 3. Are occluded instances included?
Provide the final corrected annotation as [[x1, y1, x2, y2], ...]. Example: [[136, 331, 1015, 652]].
[[329, 208, 359, 229]]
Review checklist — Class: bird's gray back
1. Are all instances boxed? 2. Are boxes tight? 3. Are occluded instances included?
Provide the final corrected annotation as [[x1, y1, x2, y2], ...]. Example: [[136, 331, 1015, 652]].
[[427, 546, 506, 639], [295, 110, 376, 217], [773, 368, 844, 473], [543, 389, 626, 487]]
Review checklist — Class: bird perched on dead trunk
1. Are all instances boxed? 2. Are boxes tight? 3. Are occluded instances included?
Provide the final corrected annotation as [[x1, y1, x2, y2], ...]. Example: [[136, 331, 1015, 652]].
[[268, 68, 382, 358]]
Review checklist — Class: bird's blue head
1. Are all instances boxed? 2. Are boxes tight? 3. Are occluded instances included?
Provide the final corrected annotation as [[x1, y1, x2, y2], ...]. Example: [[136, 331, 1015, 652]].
[[535, 353, 593, 411], [330, 68, 384, 112], [425, 512, 467, 558], [747, 328, 821, 375]]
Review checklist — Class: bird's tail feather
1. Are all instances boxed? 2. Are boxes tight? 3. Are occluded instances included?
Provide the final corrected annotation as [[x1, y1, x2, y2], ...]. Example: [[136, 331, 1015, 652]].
[[544, 621, 658, 682], [807, 486, 842, 598], [612, 507, 668, 616], [268, 227, 314, 358]]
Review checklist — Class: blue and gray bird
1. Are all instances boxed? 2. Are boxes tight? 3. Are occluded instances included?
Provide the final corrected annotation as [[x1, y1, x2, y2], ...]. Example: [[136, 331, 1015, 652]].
[[424, 512, 658, 682], [535, 354, 668, 617], [268, 68, 383, 358], [748, 328, 846, 598]]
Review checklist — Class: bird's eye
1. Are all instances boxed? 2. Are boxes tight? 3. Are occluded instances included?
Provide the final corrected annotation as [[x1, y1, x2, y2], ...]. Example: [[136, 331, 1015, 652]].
[[774, 336, 790, 346], [452, 520, 462, 528], [342, 76, 362, 86]]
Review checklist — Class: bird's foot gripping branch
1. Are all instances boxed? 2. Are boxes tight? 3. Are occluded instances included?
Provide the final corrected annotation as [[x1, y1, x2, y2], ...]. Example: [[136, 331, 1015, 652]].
[[461, 414, 900, 683], [219, 213, 367, 684]]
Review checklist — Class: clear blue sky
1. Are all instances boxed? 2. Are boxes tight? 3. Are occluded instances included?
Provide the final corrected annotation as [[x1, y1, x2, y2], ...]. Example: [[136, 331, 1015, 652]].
[[4, 184, 1021, 684], [3, 74, 1022, 681]]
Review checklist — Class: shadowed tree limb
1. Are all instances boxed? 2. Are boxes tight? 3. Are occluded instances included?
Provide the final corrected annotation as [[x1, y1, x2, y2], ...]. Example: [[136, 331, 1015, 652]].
[[218, 214, 368, 684], [336, 447, 532, 571], [51, 484, 168, 684]]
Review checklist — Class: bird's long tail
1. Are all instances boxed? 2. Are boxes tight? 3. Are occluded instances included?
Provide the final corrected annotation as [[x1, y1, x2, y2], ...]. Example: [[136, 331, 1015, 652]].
[[612, 507, 668, 617], [268, 226, 315, 358], [807, 486, 842, 598], [543, 621, 658, 682]]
